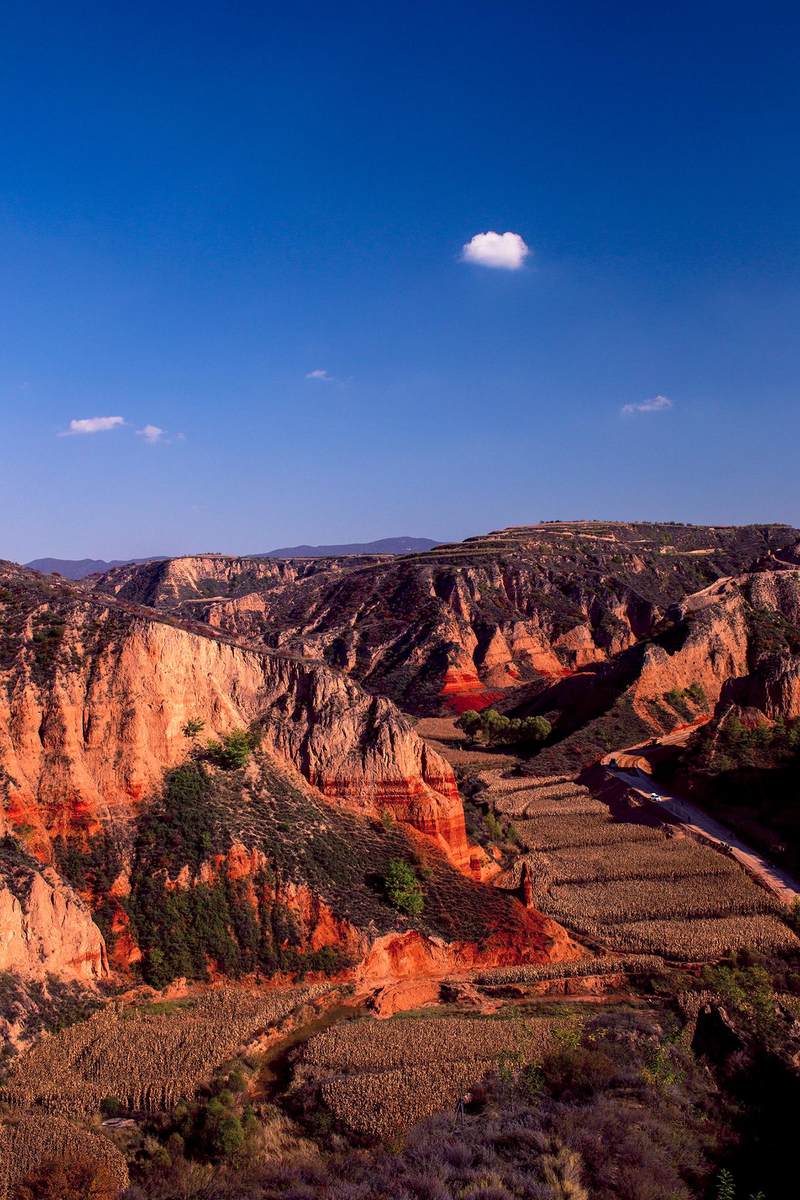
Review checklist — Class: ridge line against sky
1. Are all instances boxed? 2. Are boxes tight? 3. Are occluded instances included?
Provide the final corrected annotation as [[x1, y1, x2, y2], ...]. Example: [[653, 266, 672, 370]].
[[1, 1, 798, 561]]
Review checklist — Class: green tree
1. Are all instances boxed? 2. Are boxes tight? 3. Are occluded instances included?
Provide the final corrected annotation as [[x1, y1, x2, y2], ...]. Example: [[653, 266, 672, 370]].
[[455, 709, 482, 739], [520, 715, 552, 746], [206, 729, 253, 769], [482, 708, 511, 744], [182, 717, 205, 739], [384, 858, 424, 916], [198, 1097, 246, 1159]]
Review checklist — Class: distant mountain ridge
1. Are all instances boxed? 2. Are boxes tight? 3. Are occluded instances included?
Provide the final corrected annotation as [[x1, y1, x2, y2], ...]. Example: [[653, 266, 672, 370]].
[[256, 536, 440, 558], [24, 538, 440, 579], [24, 556, 165, 580]]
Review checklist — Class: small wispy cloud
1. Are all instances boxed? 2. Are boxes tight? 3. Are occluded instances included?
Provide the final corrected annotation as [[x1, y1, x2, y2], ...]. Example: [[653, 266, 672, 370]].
[[461, 231, 530, 270], [136, 424, 165, 444], [305, 369, 332, 381], [621, 395, 673, 416], [59, 415, 125, 436]]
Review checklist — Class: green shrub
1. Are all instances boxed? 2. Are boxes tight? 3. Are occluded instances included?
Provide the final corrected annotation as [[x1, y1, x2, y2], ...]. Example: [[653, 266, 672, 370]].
[[715, 1168, 736, 1200], [205, 729, 254, 769], [384, 858, 424, 916]]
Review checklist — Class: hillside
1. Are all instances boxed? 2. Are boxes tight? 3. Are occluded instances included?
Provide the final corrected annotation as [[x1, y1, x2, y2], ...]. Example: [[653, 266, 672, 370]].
[[23, 538, 440, 580], [6, 527, 800, 1200], [94, 521, 800, 714], [0, 560, 572, 993], [501, 562, 800, 774]]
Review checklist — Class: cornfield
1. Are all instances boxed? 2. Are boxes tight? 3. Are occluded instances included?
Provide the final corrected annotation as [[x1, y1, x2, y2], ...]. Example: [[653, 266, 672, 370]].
[[547, 871, 782, 927], [604, 915, 800, 959], [496, 789, 606, 819], [514, 813, 662, 851], [320, 1062, 497, 1139], [0, 984, 334, 1117], [485, 772, 798, 962], [304, 1015, 553, 1071], [296, 1014, 555, 1139], [477, 771, 574, 794], [470, 956, 665, 985], [0, 1113, 128, 1200], [542, 839, 740, 885]]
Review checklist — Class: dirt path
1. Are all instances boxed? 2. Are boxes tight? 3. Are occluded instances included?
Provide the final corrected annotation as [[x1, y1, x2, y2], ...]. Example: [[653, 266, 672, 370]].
[[609, 766, 800, 906]]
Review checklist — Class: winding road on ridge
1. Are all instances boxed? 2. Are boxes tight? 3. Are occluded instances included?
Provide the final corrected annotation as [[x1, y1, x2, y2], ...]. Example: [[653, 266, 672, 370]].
[[607, 766, 800, 907]]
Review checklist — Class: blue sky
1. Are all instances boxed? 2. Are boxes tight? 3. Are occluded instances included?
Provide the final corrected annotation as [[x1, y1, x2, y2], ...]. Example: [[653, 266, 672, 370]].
[[1, 1, 799, 561]]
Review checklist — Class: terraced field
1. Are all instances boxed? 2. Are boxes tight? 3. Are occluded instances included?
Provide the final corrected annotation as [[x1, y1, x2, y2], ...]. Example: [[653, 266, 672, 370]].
[[0, 985, 335, 1116], [482, 771, 800, 960], [294, 1013, 556, 1139]]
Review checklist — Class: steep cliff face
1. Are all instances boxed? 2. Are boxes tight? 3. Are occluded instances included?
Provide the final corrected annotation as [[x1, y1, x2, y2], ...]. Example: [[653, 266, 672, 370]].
[[0, 847, 106, 981], [722, 654, 800, 721], [632, 569, 800, 722], [502, 566, 800, 774], [631, 582, 751, 716], [0, 565, 472, 871], [94, 522, 799, 714]]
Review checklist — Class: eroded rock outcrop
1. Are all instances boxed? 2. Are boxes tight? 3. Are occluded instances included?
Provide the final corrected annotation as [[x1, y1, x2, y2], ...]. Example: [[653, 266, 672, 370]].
[[630, 568, 800, 728], [0, 857, 107, 981]]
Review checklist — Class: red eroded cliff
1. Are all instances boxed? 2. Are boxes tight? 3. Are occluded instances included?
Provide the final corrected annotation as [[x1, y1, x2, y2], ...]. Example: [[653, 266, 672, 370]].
[[0, 856, 107, 982], [630, 569, 800, 727], [0, 564, 477, 874]]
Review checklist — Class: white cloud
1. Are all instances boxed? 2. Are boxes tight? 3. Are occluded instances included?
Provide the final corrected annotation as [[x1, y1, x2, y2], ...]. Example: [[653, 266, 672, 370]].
[[621, 395, 674, 416], [305, 369, 332, 381], [60, 415, 125, 436], [137, 424, 165, 443], [461, 231, 530, 270]]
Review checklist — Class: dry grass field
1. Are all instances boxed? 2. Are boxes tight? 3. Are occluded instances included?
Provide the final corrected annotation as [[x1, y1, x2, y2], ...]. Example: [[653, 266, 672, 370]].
[[482, 773, 800, 961], [0, 985, 334, 1117], [295, 1013, 555, 1139]]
